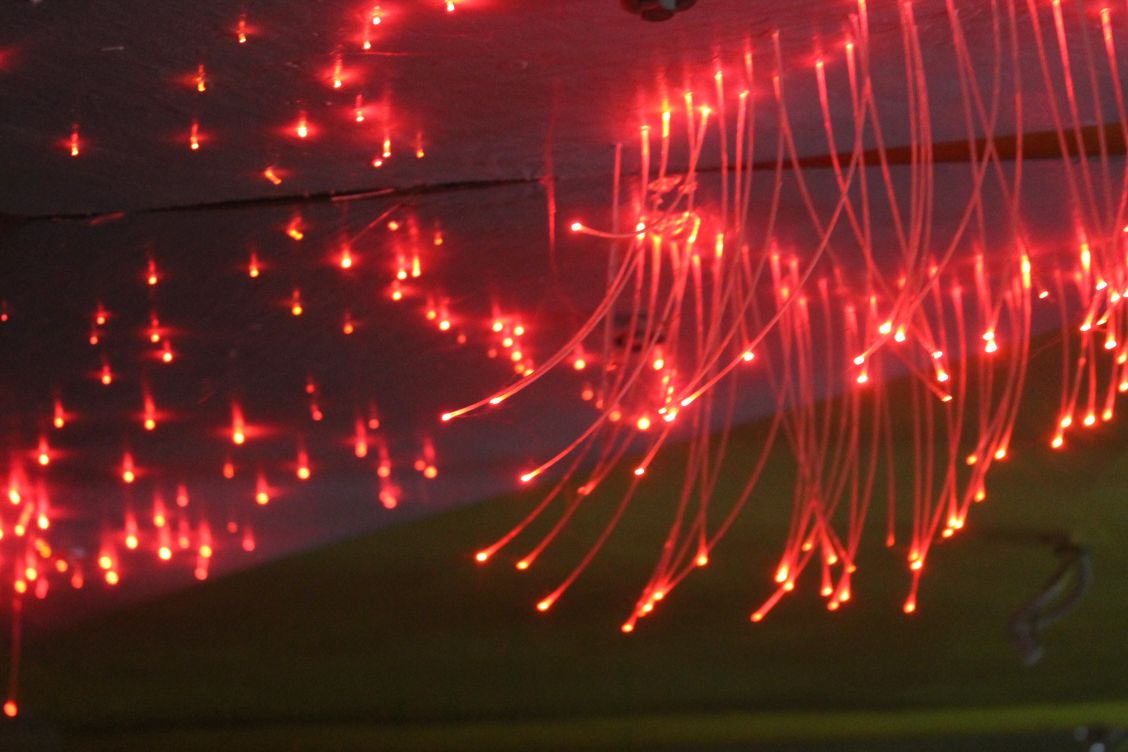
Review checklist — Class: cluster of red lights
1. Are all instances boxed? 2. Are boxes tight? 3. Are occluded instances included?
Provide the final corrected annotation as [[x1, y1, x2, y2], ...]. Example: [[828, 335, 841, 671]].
[[4, 0, 487, 722], [2, 0, 1127, 723], [0, 194, 547, 718], [56, 2, 477, 182], [456, 0, 1128, 632]]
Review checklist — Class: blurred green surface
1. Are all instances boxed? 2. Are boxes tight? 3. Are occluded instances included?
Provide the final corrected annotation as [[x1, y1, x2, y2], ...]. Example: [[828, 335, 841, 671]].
[[10, 343, 1128, 750]]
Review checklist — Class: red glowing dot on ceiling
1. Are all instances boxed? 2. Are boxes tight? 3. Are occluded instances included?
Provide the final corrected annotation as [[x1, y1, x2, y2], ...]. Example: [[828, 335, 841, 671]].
[[331, 54, 344, 89], [255, 473, 270, 505], [231, 403, 246, 445], [286, 218, 304, 241]]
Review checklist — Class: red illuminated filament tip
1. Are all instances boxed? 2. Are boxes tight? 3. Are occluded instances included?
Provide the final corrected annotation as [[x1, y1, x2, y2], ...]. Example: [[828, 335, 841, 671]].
[[143, 392, 157, 431], [255, 473, 270, 505], [121, 453, 136, 484], [354, 419, 369, 458], [286, 217, 304, 241], [332, 55, 344, 89], [231, 404, 246, 445], [297, 449, 311, 480]]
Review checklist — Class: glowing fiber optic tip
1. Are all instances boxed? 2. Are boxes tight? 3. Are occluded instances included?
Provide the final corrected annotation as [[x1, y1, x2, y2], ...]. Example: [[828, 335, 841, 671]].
[[474, 551, 489, 563], [569, 221, 583, 232]]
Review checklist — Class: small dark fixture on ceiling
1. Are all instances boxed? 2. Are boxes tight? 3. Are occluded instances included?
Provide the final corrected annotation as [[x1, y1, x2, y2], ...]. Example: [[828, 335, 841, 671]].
[[622, 0, 697, 22]]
